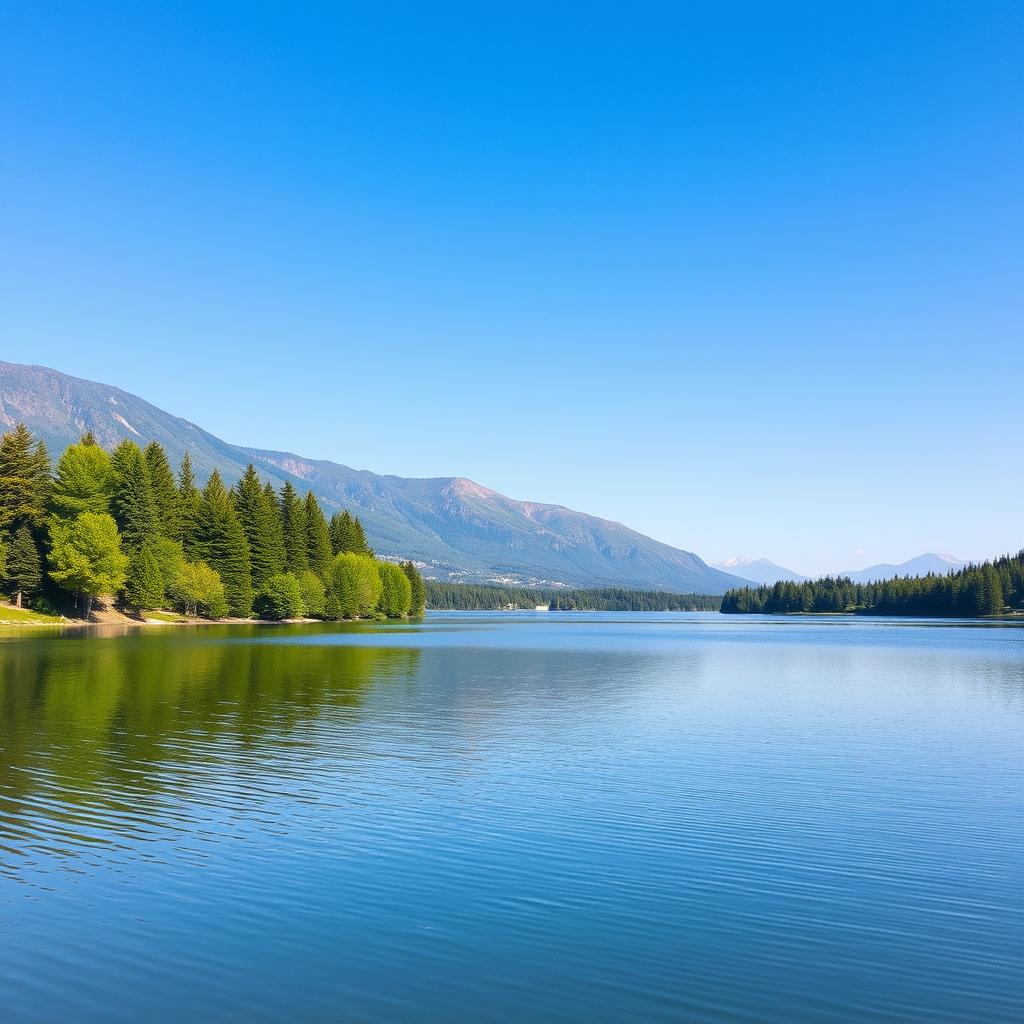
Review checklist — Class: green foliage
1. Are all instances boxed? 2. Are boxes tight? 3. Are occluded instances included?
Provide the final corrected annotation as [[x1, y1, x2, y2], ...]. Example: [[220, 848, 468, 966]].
[[193, 470, 253, 617], [168, 561, 228, 619], [144, 441, 181, 541], [150, 537, 186, 593], [279, 482, 308, 573], [329, 552, 382, 618], [400, 561, 426, 614], [4, 526, 43, 606], [253, 572, 304, 620], [177, 452, 202, 558], [0, 423, 51, 532], [424, 582, 722, 611], [49, 441, 113, 523], [48, 512, 129, 617], [377, 561, 412, 618], [110, 440, 158, 550], [304, 491, 333, 581], [296, 569, 326, 618], [124, 543, 165, 610], [720, 551, 1024, 617], [329, 509, 372, 556], [234, 465, 285, 590]]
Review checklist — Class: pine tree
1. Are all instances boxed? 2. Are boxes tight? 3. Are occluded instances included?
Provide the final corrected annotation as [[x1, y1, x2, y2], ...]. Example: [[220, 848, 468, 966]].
[[193, 470, 253, 616], [351, 515, 372, 556], [279, 481, 308, 573], [124, 543, 165, 610], [178, 452, 202, 557], [329, 510, 354, 555], [262, 481, 287, 575], [145, 441, 182, 541], [110, 440, 158, 550], [304, 491, 333, 581], [234, 465, 285, 590], [5, 525, 42, 607], [0, 423, 50, 533]]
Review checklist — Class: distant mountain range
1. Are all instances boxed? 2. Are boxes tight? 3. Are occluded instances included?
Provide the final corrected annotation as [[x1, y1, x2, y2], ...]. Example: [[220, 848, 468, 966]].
[[711, 557, 809, 585], [717, 552, 970, 587], [0, 361, 746, 594], [838, 553, 967, 584]]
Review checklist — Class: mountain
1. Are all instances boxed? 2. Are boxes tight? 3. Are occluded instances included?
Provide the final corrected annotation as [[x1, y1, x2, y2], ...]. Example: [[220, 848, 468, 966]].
[[711, 556, 809, 585], [0, 361, 746, 593], [839, 553, 967, 584]]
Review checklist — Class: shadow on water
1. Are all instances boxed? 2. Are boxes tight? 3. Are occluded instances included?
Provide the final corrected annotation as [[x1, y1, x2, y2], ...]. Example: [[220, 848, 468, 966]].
[[0, 627, 420, 872]]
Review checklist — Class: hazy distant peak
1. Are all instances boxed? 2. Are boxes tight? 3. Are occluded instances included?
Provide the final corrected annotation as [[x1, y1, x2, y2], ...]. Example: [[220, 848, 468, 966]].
[[711, 557, 808, 585]]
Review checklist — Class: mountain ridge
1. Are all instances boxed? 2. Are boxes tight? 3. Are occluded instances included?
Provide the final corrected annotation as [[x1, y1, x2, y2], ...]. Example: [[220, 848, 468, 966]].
[[0, 360, 745, 593], [711, 556, 809, 585]]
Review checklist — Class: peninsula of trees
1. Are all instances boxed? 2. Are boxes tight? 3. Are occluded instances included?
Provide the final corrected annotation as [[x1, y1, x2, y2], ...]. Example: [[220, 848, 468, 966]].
[[0, 423, 426, 622], [720, 552, 1024, 617]]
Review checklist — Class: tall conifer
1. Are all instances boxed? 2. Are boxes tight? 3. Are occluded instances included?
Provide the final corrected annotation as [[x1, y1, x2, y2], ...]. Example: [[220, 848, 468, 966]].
[[304, 491, 333, 581], [234, 465, 284, 590], [178, 453, 202, 557], [194, 470, 253, 616], [279, 482, 308, 573], [145, 441, 181, 540], [110, 440, 158, 550]]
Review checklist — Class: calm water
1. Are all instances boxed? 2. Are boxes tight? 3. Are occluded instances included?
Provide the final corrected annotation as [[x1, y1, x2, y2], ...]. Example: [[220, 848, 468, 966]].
[[1, 612, 1022, 1023]]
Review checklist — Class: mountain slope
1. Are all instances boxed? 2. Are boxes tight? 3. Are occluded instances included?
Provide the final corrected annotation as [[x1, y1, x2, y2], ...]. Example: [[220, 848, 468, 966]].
[[0, 361, 744, 593], [711, 556, 809, 585], [839, 553, 967, 584]]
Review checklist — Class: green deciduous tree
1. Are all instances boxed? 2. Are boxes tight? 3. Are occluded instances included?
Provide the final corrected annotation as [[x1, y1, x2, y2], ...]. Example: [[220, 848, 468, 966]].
[[168, 561, 228, 619], [296, 569, 326, 618], [377, 561, 412, 618], [329, 552, 382, 618], [253, 572, 304, 620], [401, 561, 426, 615], [110, 440, 158, 550], [5, 525, 43, 607], [193, 470, 253, 617], [48, 512, 128, 618]]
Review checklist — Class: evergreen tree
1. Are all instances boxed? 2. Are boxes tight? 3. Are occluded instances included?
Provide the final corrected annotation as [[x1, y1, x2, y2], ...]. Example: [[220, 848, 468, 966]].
[[193, 470, 253, 616], [0, 423, 50, 533], [5, 525, 42, 607], [401, 561, 427, 615], [124, 543, 165, 610], [351, 515, 372, 556], [233, 465, 284, 590], [48, 512, 128, 618], [144, 441, 181, 541], [304, 491, 333, 581], [80, 431, 98, 446], [329, 509, 373, 556], [110, 440, 158, 550], [49, 441, 113, 523], [279, 481, 308, 573], [178, 452, 202, 557], [262, 481, 287, 575]]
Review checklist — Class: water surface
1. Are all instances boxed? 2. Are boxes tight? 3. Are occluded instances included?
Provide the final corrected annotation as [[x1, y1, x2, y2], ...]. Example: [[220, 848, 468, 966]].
[[1, 613, 1022, 1022]]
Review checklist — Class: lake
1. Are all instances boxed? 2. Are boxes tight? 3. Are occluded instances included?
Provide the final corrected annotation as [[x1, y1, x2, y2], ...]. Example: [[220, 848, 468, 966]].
[[1, 612, 1022, 1022]]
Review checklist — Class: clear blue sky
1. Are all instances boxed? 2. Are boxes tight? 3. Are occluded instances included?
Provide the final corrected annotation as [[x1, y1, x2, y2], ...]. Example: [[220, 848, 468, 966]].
[[2, 2, 1021, 575]]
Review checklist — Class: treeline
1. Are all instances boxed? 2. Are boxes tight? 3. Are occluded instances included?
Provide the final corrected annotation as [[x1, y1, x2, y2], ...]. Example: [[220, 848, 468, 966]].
[[425, 581, 721, 611], [721, 551, 1024, 617], [0, 423, 426, 621]]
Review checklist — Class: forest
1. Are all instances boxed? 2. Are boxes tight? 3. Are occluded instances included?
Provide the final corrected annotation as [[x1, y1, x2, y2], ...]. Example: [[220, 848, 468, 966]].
[[425, 582, 722, 611], [721, 552, 1024, 616], [0, 422, 426, 621]]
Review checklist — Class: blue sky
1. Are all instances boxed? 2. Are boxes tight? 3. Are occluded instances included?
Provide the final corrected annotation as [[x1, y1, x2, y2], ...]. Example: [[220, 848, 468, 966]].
[[2, 2, 1021, 575]]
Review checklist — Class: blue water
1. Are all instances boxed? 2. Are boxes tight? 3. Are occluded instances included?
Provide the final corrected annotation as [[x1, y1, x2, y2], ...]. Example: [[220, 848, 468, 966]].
[[1, 612, 1022, 1022]]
